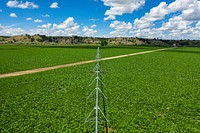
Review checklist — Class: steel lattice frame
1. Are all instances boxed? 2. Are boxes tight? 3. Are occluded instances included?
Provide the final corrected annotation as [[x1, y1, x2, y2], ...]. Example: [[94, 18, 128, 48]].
[[84, 47, 108, 133]]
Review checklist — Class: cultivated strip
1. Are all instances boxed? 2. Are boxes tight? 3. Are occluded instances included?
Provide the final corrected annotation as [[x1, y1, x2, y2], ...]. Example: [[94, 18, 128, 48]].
[[0, 47, 175, 78]]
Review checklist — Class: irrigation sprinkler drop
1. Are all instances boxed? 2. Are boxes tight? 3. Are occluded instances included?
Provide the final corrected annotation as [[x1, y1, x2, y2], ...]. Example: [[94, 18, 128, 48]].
[[84, 46, 108, 133]]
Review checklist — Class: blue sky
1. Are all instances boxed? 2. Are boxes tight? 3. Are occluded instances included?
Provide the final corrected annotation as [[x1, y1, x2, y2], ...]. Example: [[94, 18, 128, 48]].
[[0, 0, 200, 39]]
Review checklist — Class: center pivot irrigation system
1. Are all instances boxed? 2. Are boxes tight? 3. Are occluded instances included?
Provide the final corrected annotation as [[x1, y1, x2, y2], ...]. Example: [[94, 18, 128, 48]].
[[84, 47, 109, 133]]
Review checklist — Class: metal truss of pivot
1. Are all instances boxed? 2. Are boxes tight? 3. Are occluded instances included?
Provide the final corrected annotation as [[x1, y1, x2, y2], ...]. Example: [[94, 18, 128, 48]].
[[84, 47, 108, 133]]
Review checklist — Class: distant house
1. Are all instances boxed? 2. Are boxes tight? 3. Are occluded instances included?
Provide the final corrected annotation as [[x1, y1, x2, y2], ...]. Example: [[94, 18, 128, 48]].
[[173, 44, 177, 47]]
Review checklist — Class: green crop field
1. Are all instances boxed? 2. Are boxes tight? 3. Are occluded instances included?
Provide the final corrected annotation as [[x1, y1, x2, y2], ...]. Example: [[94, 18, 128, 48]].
[[0, 45, 200, 132], [0, 45, 161, 74]]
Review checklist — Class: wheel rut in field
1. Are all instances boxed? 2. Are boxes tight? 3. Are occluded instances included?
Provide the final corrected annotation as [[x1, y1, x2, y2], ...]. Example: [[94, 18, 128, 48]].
[[0, 47, 175, 78]]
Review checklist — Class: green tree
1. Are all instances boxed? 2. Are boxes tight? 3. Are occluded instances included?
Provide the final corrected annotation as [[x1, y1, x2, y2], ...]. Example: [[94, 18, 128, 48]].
[[101, 40, 108, 47]]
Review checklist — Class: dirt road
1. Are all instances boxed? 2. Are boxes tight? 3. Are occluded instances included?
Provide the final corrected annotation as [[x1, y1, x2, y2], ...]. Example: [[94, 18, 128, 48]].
[[0, 47, 174, 79]]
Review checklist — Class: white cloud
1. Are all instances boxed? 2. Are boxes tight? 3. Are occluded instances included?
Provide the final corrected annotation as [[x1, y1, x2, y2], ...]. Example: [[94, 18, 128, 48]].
[[34, 19, 42, 23], [168, 0, 194, 12], [89, 18, 99, 21], [134, 2, 169, 29], [167, 0, 200, 21], [90, 24, 96, 28], [10, 13, 18, 18], [41, 14, 50, 18], [181, 3, 200, 21], [26, 17, 32, 21], [0, 17, 80, 36], [130, 28, 165, 39], [130, 21, 200, 40], [160, 16, 193, 31], [0, 25, 2, 31], [167, 28, 200, 40], [134, 18, 152, 29], [82, 25, 97, 36], [52, 17, 80, 36], [104, 15, 116, 21], [38, 23, 52, 29], [131, 0, 200, 39], [54, 17, 78, 29], [50, 2, 59, 8], [134, 0, 200, 29], [7, 0, 39, 9], [109, 20, 132, 37], [0, 24, 26, 36], [102, 0, 145, 20], [0, 9, 2, 12], [196, 21, 200, 30]]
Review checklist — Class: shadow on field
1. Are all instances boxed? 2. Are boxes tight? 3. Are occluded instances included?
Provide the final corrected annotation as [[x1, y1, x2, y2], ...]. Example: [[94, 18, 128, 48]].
[[32, 45, 164, 50], [0, 48, 19, 50], [166, 49, 200, 54]]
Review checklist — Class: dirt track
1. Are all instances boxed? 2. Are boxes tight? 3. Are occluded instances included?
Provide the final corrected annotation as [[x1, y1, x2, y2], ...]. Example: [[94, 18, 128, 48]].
[[0, 47, 175, 79]]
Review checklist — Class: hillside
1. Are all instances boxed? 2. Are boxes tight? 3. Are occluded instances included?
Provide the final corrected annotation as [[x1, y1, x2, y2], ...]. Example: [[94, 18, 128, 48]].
[[0, 34, 200, 46]]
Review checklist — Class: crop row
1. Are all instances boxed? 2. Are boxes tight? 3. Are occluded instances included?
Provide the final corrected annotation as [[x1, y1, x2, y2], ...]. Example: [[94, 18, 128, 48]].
[[0, 45, 162, 74], [0, 47, 199, 132]]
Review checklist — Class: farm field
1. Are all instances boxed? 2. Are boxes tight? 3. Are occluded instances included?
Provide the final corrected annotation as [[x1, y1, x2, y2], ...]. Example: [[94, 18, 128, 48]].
[[0, 46, 200, 132], [0, 45, 162, 74]]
